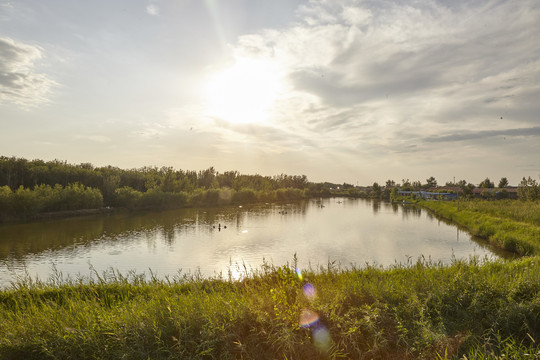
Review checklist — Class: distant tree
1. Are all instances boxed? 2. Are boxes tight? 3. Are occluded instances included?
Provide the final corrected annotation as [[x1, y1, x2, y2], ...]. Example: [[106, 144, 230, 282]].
[[385, 179, 396, 188], [412, 180, 422, 190], [498, 177, 509, 188], [390, 187, 399, 201], [425, 176, 437, 188], [517, 176, 539, 201], [479, 177, 494, 188], [371, 182, 382, 199]]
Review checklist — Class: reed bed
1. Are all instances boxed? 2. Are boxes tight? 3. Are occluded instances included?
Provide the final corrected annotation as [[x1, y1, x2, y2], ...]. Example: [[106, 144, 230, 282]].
[[0, 256, 538, 359], [454, 200, 540, 226], [420, 200, 540, 256]]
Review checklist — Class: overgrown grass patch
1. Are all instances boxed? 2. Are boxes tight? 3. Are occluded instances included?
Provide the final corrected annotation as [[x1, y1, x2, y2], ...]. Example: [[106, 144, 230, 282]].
[[420, 200, 540, 255], [1, 256, 538, 359]]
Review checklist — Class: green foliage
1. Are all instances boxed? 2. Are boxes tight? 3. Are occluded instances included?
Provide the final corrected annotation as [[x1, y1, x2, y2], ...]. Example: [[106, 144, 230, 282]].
[[114, 186, 143, 208], [479, 178, 495, 189], [276, 188, 304, 201], [0, 156, 316, 219], [498, 177, 509, 188], [371, 182, 382, 199], [420, 200, 540, 255], [0, 257, 538, 359], [425, 176, 438, 188], [0, 183, 103, 219], [231, 188, 257, 203], [518, 176, 540, 201]]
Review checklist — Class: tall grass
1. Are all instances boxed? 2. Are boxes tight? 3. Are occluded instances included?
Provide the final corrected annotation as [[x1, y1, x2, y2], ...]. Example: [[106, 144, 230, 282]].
[[420, 200, 540, 256], [1, 257, 538, 359], [455, 200, 540, 225]]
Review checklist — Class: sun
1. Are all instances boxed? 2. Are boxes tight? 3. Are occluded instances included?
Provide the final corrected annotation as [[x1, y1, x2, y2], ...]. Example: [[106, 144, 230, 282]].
[[203, 57, 282, 124]]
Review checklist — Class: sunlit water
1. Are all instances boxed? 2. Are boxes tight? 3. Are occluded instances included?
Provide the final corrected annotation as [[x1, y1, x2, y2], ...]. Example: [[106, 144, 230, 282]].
[[0, 199, 506, 287]]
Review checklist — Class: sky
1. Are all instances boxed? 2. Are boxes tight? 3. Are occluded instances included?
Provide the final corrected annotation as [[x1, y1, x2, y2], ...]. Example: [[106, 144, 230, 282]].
[[1, 0, 539, 186]]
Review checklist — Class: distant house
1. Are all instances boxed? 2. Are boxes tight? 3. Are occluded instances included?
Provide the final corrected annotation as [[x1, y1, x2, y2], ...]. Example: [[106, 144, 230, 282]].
[[473, 187, 518, 199], [398, 190, 457, 200]]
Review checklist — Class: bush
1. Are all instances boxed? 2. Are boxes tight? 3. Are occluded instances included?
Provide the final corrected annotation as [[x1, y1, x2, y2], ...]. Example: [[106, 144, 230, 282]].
[[0, 186, 12, 216], [114, 186, 143, 208], [232, 189, 257, 203], [276, 188, 304, 201]]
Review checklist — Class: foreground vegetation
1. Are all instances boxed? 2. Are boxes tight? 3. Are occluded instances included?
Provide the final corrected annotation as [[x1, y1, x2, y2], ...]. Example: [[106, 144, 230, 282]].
[[0, 256, 538, 360]]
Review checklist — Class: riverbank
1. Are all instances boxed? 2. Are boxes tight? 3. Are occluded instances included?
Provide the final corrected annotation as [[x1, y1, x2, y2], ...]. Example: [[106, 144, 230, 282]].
[[1, 200, 538, 359], [0, 256, 538, 360], [419, 200, 540, 256]]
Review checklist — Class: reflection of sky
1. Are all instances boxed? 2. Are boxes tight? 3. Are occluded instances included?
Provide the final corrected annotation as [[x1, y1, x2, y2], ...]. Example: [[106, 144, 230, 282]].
[[0, 200, 500, 286]]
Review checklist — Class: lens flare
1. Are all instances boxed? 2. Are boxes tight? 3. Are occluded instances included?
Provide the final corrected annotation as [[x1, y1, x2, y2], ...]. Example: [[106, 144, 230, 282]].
[[295, 268, 303, 281], [299, 308, 320, 328], [313, 325, 332, 352], [303, 283, 316, 301]]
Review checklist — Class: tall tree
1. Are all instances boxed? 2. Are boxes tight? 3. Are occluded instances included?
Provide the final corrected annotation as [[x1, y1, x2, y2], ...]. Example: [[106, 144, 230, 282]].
[[371, 182, 382, 198], [479, 177, 494, 188], [425, 176, 437, 188]]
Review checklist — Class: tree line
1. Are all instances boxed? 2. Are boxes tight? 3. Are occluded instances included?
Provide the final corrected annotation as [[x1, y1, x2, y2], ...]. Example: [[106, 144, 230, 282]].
[[367, 176, 540, 201], [0, 156, 333, 220]]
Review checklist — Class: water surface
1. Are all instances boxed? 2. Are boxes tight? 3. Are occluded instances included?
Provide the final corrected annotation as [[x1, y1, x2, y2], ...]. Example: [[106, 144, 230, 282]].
[[0, 199, 502, 286]]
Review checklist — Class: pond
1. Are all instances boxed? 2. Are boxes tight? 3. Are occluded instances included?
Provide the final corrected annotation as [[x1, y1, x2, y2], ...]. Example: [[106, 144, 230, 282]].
[[0, 198, 505, 287]]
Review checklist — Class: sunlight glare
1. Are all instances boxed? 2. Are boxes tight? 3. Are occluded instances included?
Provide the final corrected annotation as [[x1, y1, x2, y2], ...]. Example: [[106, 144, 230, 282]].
[[204, 57, 282, 124]]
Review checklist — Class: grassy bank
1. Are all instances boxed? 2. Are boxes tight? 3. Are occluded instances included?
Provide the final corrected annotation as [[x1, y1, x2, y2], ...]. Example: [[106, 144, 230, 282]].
[[419, 200, 540, 256], [1, 199, 539, 359], [0, 257, 539, 360]]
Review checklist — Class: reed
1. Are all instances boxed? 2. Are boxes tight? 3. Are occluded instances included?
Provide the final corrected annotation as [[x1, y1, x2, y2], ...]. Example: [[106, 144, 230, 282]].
[[0, 256, 538, 359], [420, 200, 540, 255]]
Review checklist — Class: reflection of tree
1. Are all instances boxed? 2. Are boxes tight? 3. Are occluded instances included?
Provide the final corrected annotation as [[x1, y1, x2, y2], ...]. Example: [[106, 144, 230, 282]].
[[401, 206, 422, 220], [372, 200, 381, 214]]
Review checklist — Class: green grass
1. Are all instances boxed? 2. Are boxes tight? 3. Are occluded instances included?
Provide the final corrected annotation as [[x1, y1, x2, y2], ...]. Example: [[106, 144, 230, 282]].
[[420, 200, 540, 256], [452, 200, 540, 226], [0, 256, 539, 359], [1, 199, 539, 359]]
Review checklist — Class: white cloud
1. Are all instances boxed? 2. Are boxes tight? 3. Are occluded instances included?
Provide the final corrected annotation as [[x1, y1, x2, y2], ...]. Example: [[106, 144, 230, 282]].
[[209, 0, 540, 182], [0, 37, 56, 108], [146, 2, 159, 16]]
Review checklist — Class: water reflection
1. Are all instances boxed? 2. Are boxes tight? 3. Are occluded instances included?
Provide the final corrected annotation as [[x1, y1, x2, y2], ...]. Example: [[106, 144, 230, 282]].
[[0, 199, 508, 287], [401, 205, 422, 219], [372, 200, 381, 214]]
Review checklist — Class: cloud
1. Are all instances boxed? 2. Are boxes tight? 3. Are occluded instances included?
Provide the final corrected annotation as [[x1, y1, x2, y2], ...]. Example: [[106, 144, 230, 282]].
[[0, 37, 56, 108], [146, 1, 160, 16], [425, 126, 540, 143], [227, 0, 539, 144], [191, 0, 538, 183]]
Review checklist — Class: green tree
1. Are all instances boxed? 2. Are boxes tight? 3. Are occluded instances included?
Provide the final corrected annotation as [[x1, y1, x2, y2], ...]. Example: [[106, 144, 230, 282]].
[[371, 182, 382, 199], [517, 176, 539, 201], [498, 177, 509, 188], [425, 176, 437, 188], [479, 177, 494, 188]]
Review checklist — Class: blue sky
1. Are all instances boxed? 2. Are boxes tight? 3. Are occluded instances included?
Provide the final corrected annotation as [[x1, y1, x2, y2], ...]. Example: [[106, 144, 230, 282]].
[[1, 0, 539, 186]]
